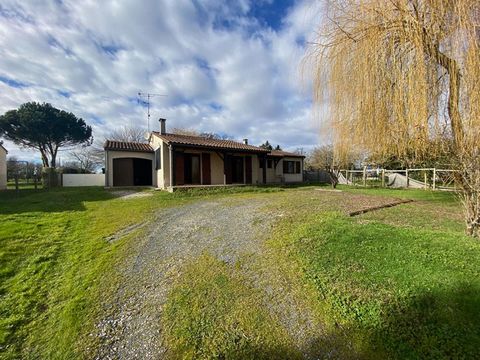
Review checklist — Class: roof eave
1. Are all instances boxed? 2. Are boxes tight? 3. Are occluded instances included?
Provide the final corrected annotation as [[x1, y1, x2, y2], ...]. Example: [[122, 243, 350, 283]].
[[169, 142, 269, 153], [104, 148, 154, 153]]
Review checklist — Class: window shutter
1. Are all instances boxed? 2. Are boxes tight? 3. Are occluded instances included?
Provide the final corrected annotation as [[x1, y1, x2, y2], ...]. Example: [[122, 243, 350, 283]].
[[155, 148, 161, 170]]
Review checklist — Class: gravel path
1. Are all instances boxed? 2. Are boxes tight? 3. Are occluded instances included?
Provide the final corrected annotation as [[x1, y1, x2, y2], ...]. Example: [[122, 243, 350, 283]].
[[94, 197, 276, 359]]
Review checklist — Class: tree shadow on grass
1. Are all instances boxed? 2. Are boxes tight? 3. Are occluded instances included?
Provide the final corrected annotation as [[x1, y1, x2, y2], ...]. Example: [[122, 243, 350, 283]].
[[367, 283, 480, 359], [274, 284, 480, 360], [0, 187, 115, 214]]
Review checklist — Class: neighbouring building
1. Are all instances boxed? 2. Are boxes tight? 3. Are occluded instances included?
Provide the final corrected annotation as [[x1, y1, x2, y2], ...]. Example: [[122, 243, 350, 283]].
[[104, 119, 304, 190], [0, 142, 7, 190]]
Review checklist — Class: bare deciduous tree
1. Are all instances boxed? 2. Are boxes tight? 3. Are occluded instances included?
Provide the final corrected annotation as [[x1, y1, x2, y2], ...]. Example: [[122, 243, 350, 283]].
[[108, 125, 148, 143], [170, 128, 200, 136], [307, 0, 480, 237], [171, 128, 234, 140], [69, 147, 103, 173], [307, 145, 358, 188]]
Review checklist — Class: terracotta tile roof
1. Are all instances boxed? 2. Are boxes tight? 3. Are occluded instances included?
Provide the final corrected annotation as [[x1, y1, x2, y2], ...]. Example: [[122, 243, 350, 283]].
[[104, 140, 154, 153], [152, 132, 269, 153], [269, 150, 305, 158]]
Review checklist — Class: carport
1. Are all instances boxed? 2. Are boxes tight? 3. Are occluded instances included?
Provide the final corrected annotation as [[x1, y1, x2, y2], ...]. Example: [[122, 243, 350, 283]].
[[104, 140, 155, 187]]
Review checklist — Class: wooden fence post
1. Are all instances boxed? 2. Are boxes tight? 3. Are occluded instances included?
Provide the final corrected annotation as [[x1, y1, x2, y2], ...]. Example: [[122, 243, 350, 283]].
[[406, 168, 410, 188], [363, 166, 367, 187], [433, 168, 436, 190], [381, 169, 385, 187]]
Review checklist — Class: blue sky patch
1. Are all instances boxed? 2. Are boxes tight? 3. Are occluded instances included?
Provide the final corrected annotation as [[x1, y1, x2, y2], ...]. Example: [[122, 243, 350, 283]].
[[100, 44, 122, 57], [248, 0, 295, 31], [57, 90, 71, 98], [209, 102, 223, 111], [0, 76, 28, 88]]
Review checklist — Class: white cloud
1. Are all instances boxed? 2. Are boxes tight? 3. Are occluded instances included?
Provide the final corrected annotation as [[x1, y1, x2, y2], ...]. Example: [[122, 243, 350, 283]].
[[0, 0, 325, 160]]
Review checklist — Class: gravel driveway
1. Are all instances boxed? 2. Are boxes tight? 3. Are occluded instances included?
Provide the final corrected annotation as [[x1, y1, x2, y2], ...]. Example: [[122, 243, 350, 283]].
[[94, 197, 277, 359], [93, 190, 402, 359]]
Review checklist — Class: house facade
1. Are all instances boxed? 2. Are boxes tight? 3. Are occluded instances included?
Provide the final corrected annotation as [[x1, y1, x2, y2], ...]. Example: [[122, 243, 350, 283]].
[[0, 142, 7, 190], [104, 119, 304, 190]]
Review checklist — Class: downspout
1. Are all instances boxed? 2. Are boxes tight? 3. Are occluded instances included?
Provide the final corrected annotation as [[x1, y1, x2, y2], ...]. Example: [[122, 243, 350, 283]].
[[169, 144, 174, 188]]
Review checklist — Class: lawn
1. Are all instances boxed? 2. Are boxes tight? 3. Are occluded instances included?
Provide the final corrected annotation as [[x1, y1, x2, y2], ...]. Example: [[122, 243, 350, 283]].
[[0, 187, 186, 359], [272, 188, 480, 358], [1, 185, 479, 359]]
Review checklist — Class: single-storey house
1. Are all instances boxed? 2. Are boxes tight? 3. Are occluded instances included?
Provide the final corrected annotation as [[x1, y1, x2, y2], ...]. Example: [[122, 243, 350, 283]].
[[104, 119, 304, 190], [0, 142, 7, 190]]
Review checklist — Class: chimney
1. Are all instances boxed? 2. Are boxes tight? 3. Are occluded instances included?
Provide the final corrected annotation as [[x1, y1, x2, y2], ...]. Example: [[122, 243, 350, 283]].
[[159, 118, 166, 134], [243, 138, 248, 145]]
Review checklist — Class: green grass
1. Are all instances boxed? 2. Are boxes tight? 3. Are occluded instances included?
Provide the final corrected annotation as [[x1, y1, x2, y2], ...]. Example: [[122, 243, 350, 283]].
[[163, 255, 300, 360], [7, 181, 43, 190], [0, 187, 194, 359], [276, 187, 480, 358], [338, 185, 458, 202], [2, 184, 479, 359]]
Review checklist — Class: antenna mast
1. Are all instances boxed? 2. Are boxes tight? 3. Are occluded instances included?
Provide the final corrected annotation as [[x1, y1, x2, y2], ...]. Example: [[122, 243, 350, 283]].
[[137, 92, 167, 131]]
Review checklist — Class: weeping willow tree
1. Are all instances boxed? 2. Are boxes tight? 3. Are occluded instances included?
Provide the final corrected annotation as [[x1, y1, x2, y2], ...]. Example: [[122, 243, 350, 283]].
[[307, 0, 480, 237]]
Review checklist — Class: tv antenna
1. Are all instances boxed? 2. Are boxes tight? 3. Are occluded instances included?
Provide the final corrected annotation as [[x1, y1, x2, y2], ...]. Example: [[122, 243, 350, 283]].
[[137, 92, 167, 131]]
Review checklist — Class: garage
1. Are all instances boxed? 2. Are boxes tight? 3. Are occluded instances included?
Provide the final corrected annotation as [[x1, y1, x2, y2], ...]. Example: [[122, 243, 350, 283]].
[[104, 140, 155, 187], [113, 158, 153, 186]]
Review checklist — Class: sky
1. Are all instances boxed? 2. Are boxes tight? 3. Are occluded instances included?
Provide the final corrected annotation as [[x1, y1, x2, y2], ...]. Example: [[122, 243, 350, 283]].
[[0, 0, 324, 162]]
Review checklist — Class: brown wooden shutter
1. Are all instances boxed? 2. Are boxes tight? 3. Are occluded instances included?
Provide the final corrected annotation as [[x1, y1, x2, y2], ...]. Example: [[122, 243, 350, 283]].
[[245, 156, 252, 184], [175, 152, 184, 185], [202, 153, 211, 185], [225, 154, 232, 184]]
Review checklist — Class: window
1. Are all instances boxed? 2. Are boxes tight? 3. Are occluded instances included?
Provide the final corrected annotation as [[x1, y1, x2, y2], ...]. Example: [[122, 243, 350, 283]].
[[267, 159, 273, 168], [283, 160, 301, 174], [155, 148, 161, 170]]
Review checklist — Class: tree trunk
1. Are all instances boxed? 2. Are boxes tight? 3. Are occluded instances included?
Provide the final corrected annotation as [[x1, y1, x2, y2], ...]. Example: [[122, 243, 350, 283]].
[[463, 189, 480, 238], [458, 164, 480, 238], [328, 168, 339, 189], [39, 147, 49, 167], [424, 40, 464, 145]]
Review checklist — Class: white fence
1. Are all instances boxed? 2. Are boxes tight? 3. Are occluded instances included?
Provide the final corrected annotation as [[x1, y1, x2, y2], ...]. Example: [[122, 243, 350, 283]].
[[62, 174, 105, 187]]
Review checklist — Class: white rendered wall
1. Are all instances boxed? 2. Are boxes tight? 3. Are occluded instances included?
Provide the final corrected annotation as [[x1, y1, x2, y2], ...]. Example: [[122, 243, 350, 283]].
[[63, 174, 105, 187]]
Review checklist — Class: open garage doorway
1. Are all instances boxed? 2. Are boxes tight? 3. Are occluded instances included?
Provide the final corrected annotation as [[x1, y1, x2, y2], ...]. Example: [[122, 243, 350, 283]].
[[113, 158, 152, 186]]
